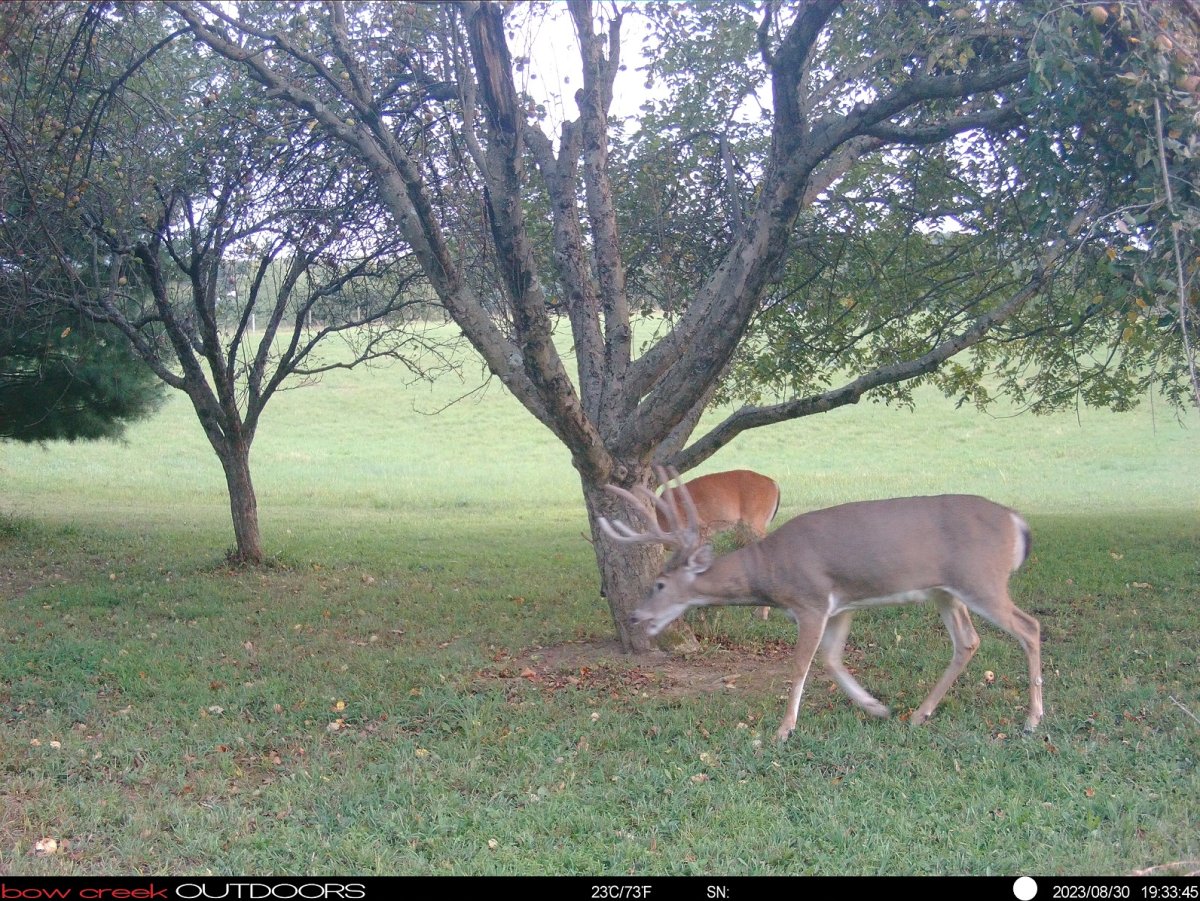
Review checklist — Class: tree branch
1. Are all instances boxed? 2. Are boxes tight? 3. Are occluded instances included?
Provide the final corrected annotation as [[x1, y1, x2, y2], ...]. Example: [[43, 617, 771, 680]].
[[668, 220, 1089, 472], [568, 0, 634, 438], [462, 1, 608, 476], [168, 0, 558, 437], [862, 105, 1022, 145]]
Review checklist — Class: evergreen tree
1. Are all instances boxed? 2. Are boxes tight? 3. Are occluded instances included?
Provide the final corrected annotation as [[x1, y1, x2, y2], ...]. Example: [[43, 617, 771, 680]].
[[0, 305, 163, 442]]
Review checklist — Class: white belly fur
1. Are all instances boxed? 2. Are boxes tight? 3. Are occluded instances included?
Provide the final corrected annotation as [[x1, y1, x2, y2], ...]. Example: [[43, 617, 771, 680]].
[[828, 589, 937, 615]]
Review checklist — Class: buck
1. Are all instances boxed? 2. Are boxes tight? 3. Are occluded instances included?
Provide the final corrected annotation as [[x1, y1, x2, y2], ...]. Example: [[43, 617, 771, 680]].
[[598, 468, 1043, 741], [657, 469, 780, 620]]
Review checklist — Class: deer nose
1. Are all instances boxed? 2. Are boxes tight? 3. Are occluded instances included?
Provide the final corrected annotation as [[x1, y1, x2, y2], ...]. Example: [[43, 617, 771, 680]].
[[628, 610, 646, 626]]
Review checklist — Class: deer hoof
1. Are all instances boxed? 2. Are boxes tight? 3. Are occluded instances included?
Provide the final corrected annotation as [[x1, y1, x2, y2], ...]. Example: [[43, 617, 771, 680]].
[[774, 724, 794, 742], [863, 700, 890, 719], [910, 709, 933, 727]]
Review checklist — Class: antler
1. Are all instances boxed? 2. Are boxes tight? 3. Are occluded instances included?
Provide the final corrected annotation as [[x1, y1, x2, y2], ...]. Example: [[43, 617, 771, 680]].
[[596, 465, 701, 550]]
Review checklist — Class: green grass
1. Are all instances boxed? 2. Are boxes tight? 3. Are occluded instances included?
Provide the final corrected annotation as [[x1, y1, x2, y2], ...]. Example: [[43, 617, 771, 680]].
[[1, 337, 1198, 875]]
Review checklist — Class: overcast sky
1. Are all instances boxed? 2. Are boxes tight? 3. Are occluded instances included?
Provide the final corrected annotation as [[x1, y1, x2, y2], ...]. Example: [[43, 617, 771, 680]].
[[509, 2, 657, 129]]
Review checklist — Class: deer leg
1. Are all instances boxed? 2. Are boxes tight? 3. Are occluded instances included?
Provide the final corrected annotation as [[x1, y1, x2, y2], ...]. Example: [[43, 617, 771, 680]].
[[966, 594, 1043, 731], [912, 591, 980, 726], [1011, 606, 1044, 732], [747, 525, 771, 621], [820, 611, 889, 718], [776, 606, 828, 742]]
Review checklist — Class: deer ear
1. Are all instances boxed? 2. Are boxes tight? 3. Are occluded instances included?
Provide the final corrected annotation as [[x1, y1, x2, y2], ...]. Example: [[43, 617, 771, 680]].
[[686, 544, 713, 575]]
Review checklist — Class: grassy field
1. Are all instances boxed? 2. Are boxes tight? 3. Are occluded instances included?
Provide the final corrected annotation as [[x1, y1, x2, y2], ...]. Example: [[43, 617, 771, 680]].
[[0, 339, 1198, 876]]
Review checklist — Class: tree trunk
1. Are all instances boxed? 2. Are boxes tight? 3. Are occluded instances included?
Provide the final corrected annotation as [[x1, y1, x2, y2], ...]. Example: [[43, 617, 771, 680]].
[[218, 438, 263, 565], [581, 474, 700, 655]]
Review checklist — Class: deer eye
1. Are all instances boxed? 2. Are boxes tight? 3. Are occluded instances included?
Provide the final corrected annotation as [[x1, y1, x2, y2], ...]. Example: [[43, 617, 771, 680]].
[[654, 580, 666, 592]]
